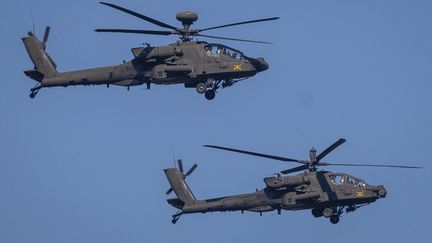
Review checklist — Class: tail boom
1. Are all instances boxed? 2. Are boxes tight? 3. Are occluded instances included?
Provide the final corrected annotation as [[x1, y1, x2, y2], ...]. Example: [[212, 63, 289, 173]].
[[40, 64, 139, 88], [22, 29, 140, 98]]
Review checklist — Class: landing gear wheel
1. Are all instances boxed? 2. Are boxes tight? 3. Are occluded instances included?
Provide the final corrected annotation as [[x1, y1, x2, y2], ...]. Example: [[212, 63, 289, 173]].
[[330, 215, 340, 224], [29, 92, 36, 99], [323, 208, 334, 218], [171, 211, 183, 224], [196, 82, 207, 94], [205, 90, 216, 100]]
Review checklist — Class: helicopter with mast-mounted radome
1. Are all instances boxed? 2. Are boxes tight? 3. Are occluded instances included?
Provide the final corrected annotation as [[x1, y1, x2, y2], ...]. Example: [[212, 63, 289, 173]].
[[164, 138, 421, 224], [22, 2, 277, 100]]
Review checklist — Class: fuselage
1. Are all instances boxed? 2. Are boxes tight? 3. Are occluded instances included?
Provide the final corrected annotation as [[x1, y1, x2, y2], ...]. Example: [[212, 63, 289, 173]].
[[180, 171, 386, 215]]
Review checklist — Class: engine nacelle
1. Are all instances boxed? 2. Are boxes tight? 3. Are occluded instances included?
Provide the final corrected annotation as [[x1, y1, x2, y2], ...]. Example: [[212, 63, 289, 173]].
[[131, 46, 183, 60], [263, 174, 310, 189], [146, 46, 183, 60]]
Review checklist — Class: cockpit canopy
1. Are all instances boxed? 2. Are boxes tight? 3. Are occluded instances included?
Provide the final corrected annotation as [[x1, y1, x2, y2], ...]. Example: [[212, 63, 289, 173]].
[[204, 43, 245, 60], [328, 173, 366, 188]]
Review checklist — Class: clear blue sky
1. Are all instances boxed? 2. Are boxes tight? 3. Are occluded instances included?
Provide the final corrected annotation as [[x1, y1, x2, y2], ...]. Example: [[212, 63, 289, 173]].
[[1, 0, 431, 242]]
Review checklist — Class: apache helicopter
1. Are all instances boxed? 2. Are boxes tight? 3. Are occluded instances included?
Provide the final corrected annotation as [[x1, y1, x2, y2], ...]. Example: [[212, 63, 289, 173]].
[[164, 139, 421, 224], [22, 2, 276, 100]]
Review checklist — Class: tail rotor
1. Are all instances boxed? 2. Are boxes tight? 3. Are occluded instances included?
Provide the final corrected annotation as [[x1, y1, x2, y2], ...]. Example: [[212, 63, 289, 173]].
[[164, 159, 198, 224], [166, 159, 198, 195]]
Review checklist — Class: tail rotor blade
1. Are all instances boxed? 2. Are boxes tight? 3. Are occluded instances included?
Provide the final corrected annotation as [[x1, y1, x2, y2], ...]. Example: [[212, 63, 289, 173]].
[[178, 159, 184, 173], [184, 164, 197, 177], [166, 187, 173, 195], [43, 26, 50, 44]]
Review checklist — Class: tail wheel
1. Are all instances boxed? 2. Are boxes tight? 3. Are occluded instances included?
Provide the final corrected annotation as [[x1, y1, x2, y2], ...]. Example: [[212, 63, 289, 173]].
[[171, 210, 183, 224], [29, 84, 42, 99]]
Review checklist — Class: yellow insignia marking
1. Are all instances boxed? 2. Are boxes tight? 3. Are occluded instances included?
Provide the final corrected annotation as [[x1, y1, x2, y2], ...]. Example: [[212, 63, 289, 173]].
[[233, 64, 242, 71], [356, 191, 365, 197]]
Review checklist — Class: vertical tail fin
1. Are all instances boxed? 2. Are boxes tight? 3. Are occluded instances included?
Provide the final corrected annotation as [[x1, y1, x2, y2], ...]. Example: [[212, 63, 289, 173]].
[[22, 27, 57, 81], [164, 168, 196, 205]]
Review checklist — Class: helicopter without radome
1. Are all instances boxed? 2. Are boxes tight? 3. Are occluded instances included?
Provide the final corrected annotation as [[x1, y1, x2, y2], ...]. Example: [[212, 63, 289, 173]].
[[164, 139, 421, 224], [22, 2, 277, 100]]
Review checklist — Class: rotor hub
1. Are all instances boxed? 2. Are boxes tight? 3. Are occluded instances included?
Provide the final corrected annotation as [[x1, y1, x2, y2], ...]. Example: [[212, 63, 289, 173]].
[[309, 147, 317, 164]]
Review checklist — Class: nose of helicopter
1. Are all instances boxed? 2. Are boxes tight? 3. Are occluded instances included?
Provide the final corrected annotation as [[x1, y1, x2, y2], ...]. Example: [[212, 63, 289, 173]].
[[375, 185, 387, 198], [255, 57, 269, 72]]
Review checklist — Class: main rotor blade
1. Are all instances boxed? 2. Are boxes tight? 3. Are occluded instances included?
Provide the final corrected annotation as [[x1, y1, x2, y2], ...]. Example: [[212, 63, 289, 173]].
[[95, 29, 173, 35], [177, 159, 184, 173], [318, 162, 422, 169], [196, 34, 272, 44], [184, 164, 198, 177], [99, 2, 178, 31], [204, 145, 305, 163], [199, 17, 279, 32], [281, 165, 309, 174], [316, 138, 346, 163]]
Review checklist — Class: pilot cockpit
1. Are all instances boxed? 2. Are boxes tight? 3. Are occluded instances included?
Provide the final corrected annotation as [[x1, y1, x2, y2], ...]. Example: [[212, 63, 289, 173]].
[[204, 43, 245, 60], [329, 173, 366, 188]]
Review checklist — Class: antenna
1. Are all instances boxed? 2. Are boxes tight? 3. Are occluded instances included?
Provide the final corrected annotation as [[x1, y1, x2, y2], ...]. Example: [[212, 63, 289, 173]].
[[172, 145, 177, 168], [30, 6, 36, 35]]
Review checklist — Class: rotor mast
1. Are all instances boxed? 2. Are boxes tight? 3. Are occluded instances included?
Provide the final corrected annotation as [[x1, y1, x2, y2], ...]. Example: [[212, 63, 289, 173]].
[[176, 11, 198, 41], [309, 147, 317, 171]]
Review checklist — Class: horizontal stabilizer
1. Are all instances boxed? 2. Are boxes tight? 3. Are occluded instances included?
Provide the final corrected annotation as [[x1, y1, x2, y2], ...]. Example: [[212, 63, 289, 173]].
[[24, 69, 44, 82], [167, 198, 185, 209]]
